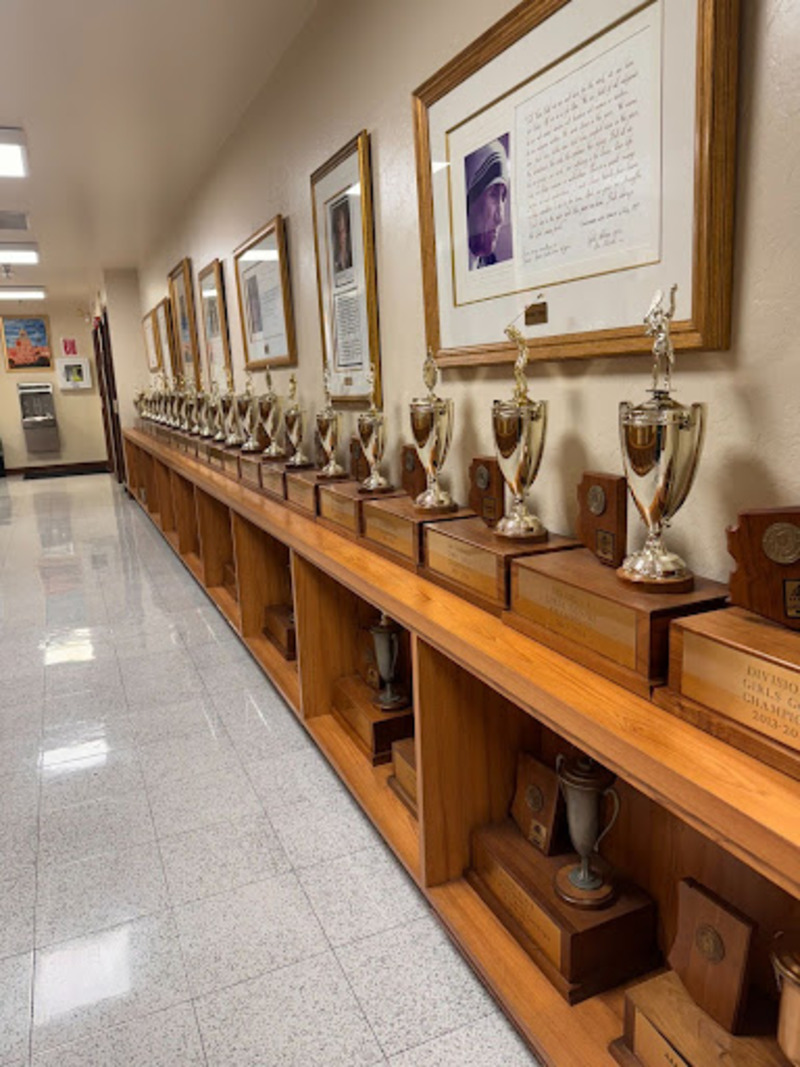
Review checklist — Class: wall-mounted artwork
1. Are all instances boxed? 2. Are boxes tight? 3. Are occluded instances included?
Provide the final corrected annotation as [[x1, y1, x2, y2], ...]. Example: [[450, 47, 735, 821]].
[[198, 258, 233, 388], [155, 297, 179, 381], [168, 257, 201, 387], [2, 315, 52, 370], [56, 356, 92, 390], [142, 309, 162, 374], [233, 215, 296, 369]]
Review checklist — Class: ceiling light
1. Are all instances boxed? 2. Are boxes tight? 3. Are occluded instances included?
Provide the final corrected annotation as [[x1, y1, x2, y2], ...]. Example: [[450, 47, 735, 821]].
[[0, 287, 45, 300], [0, 241, 38, 264], [0, 129, 28, 178]]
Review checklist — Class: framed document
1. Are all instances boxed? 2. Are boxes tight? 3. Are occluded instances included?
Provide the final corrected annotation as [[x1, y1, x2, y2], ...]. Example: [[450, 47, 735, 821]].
[[413, 0, 739, 367], [198, 259, 233, 389], [168, 257, 201, 386], [233, 215, 296, 369], [155, 297, 179, 381], [142, 309, 162, 374], [311, 131, 381, 405]]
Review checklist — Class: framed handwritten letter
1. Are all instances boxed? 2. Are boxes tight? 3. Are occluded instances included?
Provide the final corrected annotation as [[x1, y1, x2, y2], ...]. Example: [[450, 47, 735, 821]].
[[233, 216, 296, 369], [413, 0, 739, 366]]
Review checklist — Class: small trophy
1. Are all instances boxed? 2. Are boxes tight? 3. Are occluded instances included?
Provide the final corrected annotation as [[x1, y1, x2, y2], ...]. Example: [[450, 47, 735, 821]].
[[214, 371, 232, 442], [409, 348, 455, 510], [492, 326, 548, 539], [240, 372, 264, 453], [370, 613, 409, 711], [284, 374, 313, 468], [357, 366, 393, 493], [260, 369, 285, 458], [555, 753, 619, 909], [316, 368, 346, 479], [619, 285, 705, 590], [224, 374, 247, 448]]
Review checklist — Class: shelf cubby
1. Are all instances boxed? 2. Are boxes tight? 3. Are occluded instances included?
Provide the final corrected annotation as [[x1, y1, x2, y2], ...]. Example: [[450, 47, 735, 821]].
[[195, 487, 240, 631]]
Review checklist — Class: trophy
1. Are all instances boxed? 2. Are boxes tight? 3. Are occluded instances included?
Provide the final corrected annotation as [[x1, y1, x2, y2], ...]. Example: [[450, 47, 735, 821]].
[[240, 373, 264, 453], [214, 371, 232, 442], [316, 368, 346, 478], [357, 366, 393, 492], [492, 326, 548, 539], [200, 382, 217, 437], [284, 374, 312, 468], [409, 348, 455, 510], [773, 933, 800, 1064], [370, 613, 409, 711], [555, 753, 619, 909], [260, 369, 285, 458], [619, 285, 705, 590], [224, 372, 249, 448]]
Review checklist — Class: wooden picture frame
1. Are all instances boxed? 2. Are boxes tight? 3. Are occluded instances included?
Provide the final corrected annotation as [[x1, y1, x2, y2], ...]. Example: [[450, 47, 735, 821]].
[[413, 0, 739, 367], [168, 257, 201, 386], [142, 309, 162, 374], [311, 130, 382, 406], [198, 259, 233, 389], [233, 215, 296, 369], [2, 315, 52, 370], [155, 297, 179, 381]]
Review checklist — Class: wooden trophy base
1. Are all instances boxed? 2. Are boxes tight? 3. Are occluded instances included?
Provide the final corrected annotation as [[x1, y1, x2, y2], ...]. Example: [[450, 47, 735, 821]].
[[222, 447, 242, 480], [260, 463, 288, 501], [617, 567, 695, 595], [239, 452, 263, 489], [207, 443, 228, 471], [318, 481, 404, 537], [422, 516, 580, 615], [653, 606, 800, 781], [467, 820, 658, 1004], [331, 674, 414, 766], [263, 603, 296, 661], [285, 469, 320, 516], [283, 458, 315, 471], [388, 738, 417, 818], [505, 548, 728, 697], [554, 861, 617, 910], [609, 971, 786, 1067], [222, 562, 238, 603], [361, 495, 473, 572]]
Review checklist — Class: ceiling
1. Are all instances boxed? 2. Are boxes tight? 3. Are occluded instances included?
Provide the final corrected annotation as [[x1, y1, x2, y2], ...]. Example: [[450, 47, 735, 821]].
[[0, 0, 317, 306]]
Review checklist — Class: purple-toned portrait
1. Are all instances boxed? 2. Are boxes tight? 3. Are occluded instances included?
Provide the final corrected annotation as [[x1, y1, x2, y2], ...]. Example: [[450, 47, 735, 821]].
[[464, 133, 512, 270]]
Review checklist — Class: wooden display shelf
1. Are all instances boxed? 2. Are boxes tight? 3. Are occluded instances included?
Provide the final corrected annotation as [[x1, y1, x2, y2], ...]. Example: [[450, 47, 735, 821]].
[[244, 633, 300, 714], [207, 584, 241, 632], [182, 551, 204, 584]]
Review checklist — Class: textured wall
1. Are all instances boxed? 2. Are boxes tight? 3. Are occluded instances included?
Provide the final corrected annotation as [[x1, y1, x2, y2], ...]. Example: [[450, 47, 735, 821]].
[[133, 0, 800, 582]]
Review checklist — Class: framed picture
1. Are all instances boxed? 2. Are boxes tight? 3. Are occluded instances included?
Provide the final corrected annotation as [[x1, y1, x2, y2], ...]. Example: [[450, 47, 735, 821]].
[[56, 356, 92, 390], [2, 315, 52, 370], [233, 215, 296, 369], [413, 0, 739, 367], [155, 297, 179, 381], [168, 257, 201, 386], [142, 309, 162, 374], [198, 259, 233, 389], [311, 131, 381, 405]]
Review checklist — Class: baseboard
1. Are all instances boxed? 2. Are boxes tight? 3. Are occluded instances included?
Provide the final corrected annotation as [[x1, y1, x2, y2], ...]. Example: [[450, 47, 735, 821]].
[[5, 460, 111, 480]]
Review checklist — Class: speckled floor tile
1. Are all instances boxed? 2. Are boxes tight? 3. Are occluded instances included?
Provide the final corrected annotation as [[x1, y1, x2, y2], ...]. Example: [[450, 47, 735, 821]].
[[0, 671, 45, 710], [131, 696, 225, 747], [268, 785, 380, 869], [32, 912, 190, 1052], [43, 689, 131, 730], [38, 788, 155, 864], [0, 819, 38, 880], [36, 842, 169, 948], [187, 638, 257, 672], [40, 747, 143, 812], [147, 766, 261, 838], [217, 690, 310, 764], [44, 659, 122, 698], [195, 951, 384, 1067], [387, 1012, 540, 1066], [197, 660, 269, 700], [30, 1001, 205, 1067], [246, 744, 341, 812], [0, 770, 40, 822], [170, 606, 239, 647], [121, 662, 206, 712], [336, 915, 495, 1057], [0, 951, 33, 1066], [160, 814, 290, 905], [137, 727, 238, 789], [0, 871, 35, 962]]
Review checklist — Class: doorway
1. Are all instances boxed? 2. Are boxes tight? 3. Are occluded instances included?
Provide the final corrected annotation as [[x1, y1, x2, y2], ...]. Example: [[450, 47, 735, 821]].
[[93, 310, 125, 482]]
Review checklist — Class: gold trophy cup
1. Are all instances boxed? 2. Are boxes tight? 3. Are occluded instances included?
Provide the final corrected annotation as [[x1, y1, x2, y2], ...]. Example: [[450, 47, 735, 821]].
[[284, 374, 313, 468], [316, 368, 346, 479], [358, 366, 393, 492], [409, 348, 455, 511]]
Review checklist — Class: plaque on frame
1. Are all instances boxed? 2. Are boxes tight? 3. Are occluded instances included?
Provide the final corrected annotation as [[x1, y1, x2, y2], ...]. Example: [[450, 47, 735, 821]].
[[468, 456, 504, 528], [350, 434, 370, 482], [400, 444, 426, 501], [576, 471, 627, 568], [509, 753, 565, 856], [728, 508, 800, 630]]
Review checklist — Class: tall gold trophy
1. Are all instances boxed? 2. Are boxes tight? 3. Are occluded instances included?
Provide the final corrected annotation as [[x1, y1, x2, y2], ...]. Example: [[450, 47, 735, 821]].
[[260, 369, 284, 458], [316, 368, 346, 479], [619, 286, 705, 591], [409, 349, 455, 511], [284, 374, 312, 468], [358, 366, 392, 492], [492, 326, 548, 540]]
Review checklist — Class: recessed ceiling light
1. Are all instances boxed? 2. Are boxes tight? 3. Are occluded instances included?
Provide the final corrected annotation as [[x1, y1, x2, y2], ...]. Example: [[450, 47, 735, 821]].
[[0, 241, 38, 264], [0, 287, 45, 300], [0, 129, 28, 178]]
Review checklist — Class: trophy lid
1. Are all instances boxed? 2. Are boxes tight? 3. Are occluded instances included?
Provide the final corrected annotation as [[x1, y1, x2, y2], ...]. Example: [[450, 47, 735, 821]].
[[263, 368, 276, 401], [774, 933, 800, 986], [644, 284, 678, 396], [621, 392, 695, 427], [286, 373, 300, 414], [557, 754, 615, 792]]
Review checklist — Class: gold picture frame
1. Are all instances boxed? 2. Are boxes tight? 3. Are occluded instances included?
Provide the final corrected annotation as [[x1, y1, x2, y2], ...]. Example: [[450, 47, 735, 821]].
[[413, 0, 739, 367], [155, 297, 179, 381], [142, 309, 162, 374], [167, 257, 202, 386], [233, 215, 297, 369], [198, 259, 233, 388], [311, 130, 381, 405]]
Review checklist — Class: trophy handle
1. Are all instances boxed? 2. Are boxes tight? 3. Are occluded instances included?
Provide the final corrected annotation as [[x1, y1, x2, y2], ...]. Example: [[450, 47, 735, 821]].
[[595, 786, 620, 851]]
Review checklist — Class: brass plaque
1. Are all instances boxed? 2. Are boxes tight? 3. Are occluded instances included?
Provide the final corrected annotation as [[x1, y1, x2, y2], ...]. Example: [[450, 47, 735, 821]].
[[786, 579, 800, 619], [426, 529, 498, 601], [480, 851, 562, 969], [633, 1010, 689, 1067], [363, 507, 415, 560], [286, 478, 315, 513], [681, 632, 800, 753], [513, 570, 637, 669], [525, 301, 549, 325], [319, 489, 357, 533]]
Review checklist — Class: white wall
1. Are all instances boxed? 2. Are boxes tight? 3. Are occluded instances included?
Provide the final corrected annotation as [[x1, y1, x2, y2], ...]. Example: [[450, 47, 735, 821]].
[[132, 0, 800, 583], [103, 268, 146, 432]]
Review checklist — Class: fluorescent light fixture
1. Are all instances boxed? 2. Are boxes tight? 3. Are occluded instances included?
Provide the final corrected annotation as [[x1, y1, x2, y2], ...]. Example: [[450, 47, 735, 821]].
[[0, 241, 38, 264], [240, 249, 279, 262], [0, 287, 45, 300], [0, 128, 28, 178]]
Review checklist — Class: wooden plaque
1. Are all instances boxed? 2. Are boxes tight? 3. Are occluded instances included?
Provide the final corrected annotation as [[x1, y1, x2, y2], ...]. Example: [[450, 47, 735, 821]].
[[388, 737, 417, 817], [199, 440, 215, 465], [509, 753, 565, 857], [263, 603, 296, 661], [350, 435, 369, 482], [361, 496, 473, 571], [655, 606, 800, 780], [576, 472, 627, 568], [208, 443, 227, 471], [728, 509, 800, 630], [261, 463, 287, 501], [423, 516, 579, 615], [400, 444, 426, 501], [222, 448, 241, 480], [239, 453, 262, 489], [318, 480, 404, 537], [506, 549, 729, 696], [331, 674, 414, 766], [610, 971, 786, 1067], [468, 456, 505, 528], [285, 469, 319, 516], [467, 820, 659, 1004], [668, 879, 755, 1033]]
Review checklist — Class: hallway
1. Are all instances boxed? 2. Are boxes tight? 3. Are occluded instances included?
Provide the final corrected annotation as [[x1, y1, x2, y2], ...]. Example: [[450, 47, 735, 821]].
[[0, 474, 537, 1066]]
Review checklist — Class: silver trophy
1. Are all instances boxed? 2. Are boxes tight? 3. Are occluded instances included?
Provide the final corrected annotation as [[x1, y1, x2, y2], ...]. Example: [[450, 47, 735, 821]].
[[214, 371, 232, 443], [492, 326, 548, 540], [370, 613, 409, 711], [619, 285, 705, 590], [260, 369, 285, 459], [357, 366, 393, 493], [555, 753, 620, 909], [240, 373, 264, 453], [316, 368, 346, 479], [409, 348, 455, 510], [284, 374, 313, 468]]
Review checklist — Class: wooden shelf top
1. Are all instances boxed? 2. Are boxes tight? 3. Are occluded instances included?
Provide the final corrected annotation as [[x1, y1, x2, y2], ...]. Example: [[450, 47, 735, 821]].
[[126, 429, 800, 899]]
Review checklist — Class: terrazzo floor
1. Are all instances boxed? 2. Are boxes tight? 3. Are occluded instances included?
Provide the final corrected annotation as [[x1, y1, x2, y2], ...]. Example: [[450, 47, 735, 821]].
[[0, 473, 542, 1066]]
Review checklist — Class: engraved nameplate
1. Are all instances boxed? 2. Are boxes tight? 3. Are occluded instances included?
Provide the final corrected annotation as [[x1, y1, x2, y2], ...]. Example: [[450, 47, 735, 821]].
[[223, 452, 240, 478], [513, 570, 637, 669], [363, 507, 415, 561], [633, 1010, 689, 1067], [261, 467, 286, 499], [240, 457, 261, 488], [479, 850, 562, 969], [286, 476, 316, 513], [426, 528, 497, 601], [681, 632, 800, 754], [318, 488, 357, 533]]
